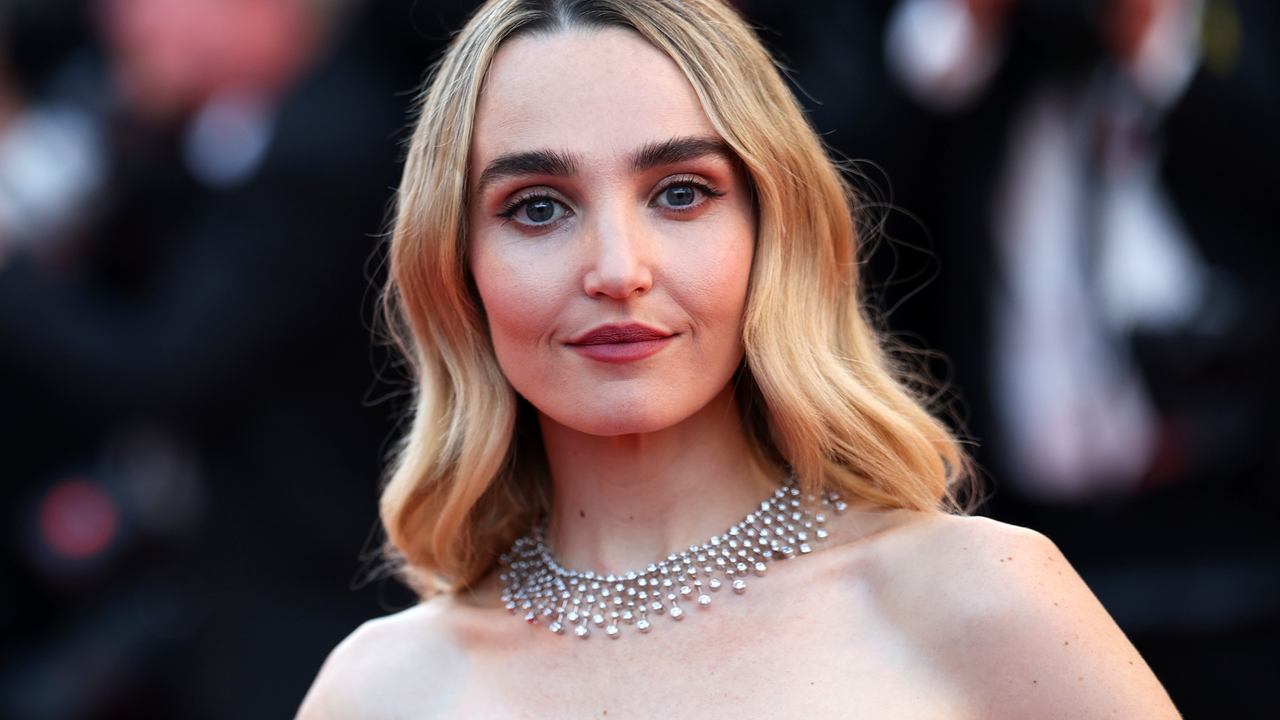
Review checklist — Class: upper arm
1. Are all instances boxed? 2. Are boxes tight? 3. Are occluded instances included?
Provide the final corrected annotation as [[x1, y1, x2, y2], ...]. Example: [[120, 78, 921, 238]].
[[295, 605, 467, 720], [887, 517, 1181, 720]]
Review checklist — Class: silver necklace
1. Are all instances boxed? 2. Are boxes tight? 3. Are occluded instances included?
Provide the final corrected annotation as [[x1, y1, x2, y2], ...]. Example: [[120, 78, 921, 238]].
[[500, 481, 846, 640]]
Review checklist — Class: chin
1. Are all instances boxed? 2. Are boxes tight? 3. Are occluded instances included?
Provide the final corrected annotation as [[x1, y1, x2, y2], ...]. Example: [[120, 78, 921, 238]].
[[569, 413, 679, 437], [538, 387, 700, 437]]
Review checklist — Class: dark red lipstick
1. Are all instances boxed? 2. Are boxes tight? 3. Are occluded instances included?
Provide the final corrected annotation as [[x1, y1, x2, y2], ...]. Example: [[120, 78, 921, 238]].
[[567, 323, 675, 363]]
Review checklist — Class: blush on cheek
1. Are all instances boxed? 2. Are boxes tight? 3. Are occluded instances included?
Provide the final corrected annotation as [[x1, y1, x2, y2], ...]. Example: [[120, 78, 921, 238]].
[[470, 244, 564, 387], [666, 227, 754, 331]]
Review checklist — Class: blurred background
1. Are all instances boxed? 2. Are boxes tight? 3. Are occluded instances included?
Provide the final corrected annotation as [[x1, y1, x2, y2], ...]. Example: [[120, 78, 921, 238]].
[[0, 0, 1274, 717]]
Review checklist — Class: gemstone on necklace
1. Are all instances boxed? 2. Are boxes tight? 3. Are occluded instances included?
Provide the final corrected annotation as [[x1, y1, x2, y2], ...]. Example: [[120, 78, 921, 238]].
[[501, 477, 835, 640]]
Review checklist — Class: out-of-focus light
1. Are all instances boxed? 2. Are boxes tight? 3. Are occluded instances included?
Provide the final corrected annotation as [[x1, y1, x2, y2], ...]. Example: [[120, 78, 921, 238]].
[[37, 477, 119, 560], [884, 0, 1001, 112], [182, 90, 275, 188], [1201, 0, 1242, 78], [1124, 0, 1203, 108]]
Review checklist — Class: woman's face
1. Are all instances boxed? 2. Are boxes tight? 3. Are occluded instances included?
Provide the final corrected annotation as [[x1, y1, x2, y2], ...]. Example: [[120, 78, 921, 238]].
[[468, 28, 756, 436]]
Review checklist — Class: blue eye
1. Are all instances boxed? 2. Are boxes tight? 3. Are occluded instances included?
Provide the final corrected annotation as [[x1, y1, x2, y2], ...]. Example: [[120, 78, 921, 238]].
[[509, 197, 567, 225], [660, 185, 697, 207], [525, 199, 557, 223]]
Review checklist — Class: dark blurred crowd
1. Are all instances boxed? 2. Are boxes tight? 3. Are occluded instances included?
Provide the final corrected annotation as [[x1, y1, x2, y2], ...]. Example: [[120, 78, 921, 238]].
[[0, 0, 1275, 718], [0, 0, 476, 716]]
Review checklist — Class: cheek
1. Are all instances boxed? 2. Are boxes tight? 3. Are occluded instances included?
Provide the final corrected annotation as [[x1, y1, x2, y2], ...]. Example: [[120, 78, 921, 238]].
[[666, 210, 756, 339], [469, 239, 563, 368]]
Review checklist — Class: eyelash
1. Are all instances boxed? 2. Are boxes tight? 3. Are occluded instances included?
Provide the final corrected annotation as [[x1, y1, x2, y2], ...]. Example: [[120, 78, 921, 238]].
[[495, 176, 725, 225], [652, 176, 725, 212]]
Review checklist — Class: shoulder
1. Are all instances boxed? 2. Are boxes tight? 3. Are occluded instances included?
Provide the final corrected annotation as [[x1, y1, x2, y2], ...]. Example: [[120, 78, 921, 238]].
[[862, 512, 1067, 603], [294, 599, 469, 720], [838, 512, 1180, 719], [831, 512, 1071, 637]]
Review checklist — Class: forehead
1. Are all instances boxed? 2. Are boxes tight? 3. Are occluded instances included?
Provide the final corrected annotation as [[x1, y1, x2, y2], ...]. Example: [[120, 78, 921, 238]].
[[472, 28, 718, 168]]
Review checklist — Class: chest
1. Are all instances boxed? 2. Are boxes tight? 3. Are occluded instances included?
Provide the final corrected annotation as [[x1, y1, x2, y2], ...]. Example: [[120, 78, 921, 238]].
[[444, 582, 974, 720]]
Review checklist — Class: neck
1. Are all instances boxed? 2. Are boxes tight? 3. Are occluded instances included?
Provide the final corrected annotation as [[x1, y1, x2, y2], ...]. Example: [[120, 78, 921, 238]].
[[539, 383, 780, 574]]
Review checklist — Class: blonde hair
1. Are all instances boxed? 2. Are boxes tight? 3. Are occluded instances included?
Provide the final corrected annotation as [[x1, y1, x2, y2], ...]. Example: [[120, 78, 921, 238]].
[[380, 0, 970, 595]]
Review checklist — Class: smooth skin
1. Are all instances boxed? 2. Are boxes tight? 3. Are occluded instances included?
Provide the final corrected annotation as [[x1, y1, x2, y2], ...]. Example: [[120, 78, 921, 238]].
[[297, 28, 1180, 720]]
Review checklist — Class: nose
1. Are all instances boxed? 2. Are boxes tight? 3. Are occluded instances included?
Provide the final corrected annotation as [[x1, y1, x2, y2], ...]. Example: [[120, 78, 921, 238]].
[[582, 212, 654, 300]]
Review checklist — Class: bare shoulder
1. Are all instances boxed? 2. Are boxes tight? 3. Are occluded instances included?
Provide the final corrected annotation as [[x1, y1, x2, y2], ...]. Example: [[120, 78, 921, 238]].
[[294, 599, 468, 720], [857, 513, 1096, 624], [840, 512, 1181, 719]]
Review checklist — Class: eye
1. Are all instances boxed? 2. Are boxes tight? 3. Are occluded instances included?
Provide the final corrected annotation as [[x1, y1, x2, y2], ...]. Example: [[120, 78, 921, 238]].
[[501, 195, 570, 226], [651, 178, 723, 213], [655, 184, 700, 208]]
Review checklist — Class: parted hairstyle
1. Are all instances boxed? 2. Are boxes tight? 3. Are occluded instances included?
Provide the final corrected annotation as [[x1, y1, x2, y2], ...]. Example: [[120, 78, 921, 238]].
[[380, 0, 971, 595]]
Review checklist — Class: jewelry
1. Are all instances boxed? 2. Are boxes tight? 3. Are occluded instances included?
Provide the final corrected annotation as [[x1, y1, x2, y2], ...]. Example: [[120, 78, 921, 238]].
[[500, 480, 846, 640]]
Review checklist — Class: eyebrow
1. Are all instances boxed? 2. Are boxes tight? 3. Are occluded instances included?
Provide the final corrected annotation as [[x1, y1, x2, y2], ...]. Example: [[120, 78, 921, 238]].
[[629, 136, 734, 173], [474, 136, 734, 196], [476, 149, 578, 196]]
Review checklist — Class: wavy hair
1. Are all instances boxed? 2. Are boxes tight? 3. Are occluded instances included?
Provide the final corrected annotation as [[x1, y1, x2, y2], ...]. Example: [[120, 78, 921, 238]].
[[380, 0, 971, 595]]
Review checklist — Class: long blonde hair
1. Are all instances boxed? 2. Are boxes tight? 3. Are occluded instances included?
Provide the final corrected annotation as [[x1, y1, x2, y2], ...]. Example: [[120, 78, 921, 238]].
[[380, 0, 970, 595]]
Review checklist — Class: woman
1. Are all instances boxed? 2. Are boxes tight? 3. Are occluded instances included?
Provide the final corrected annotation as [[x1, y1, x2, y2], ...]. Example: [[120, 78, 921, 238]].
[[298, 0, 1180, 717]]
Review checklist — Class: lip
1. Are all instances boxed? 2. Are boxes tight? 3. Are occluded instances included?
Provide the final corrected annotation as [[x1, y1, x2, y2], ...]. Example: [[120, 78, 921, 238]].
[[566, 323, 675, 363]]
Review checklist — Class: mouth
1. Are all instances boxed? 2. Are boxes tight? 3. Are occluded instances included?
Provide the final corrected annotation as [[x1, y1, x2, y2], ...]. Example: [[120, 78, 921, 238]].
[[566, 323, 676, 363]]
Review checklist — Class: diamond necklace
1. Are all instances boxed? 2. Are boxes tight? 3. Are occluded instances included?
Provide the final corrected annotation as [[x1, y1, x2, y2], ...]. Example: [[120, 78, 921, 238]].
[[500, 480, 846, 640]]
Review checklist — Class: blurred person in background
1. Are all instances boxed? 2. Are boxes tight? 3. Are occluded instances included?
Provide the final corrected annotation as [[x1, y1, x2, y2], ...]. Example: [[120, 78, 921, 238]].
[[732, 0, 1276, 715], [874, 0, 1279, 715], [0, 0, 429, 717]]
